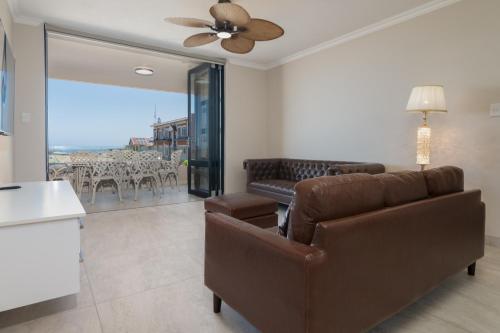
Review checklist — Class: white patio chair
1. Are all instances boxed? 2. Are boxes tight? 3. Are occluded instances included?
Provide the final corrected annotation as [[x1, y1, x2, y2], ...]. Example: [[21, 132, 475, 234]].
[[90, 160, 126, 205], [129, 159, 161, 201], [70, 152, 97, 197], [48, 164, 72, 182], [138, 150, 162, 161], [159, 150, 183, 192]]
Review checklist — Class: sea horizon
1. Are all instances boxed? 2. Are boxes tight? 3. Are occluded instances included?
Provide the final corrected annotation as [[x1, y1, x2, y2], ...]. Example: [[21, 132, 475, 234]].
[[48, 145, 126, 154]]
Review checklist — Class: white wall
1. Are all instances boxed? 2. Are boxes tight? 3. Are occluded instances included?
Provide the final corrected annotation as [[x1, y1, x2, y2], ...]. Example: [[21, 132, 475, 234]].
[[224, 63, 269, 193], [0, 0, 13, 184], [13, 23, 46, 181], [267, 0, 500, 237]]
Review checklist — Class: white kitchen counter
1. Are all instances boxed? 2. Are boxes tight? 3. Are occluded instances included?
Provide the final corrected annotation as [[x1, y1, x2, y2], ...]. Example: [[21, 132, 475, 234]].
[[0, 181, 85, 227]]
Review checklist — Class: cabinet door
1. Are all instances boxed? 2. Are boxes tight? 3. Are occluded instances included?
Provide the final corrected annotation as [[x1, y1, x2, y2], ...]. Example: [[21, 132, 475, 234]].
[[0, 219, 80, 311]]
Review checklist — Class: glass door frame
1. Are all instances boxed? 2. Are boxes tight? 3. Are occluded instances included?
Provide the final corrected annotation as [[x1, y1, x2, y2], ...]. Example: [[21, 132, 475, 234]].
[[187, 63, 224, 198]]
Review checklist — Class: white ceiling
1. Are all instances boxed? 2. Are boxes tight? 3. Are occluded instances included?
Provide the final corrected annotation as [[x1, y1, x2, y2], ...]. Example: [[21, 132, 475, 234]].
[[11, 0, 443, 67], [48, 34, 201, 93]]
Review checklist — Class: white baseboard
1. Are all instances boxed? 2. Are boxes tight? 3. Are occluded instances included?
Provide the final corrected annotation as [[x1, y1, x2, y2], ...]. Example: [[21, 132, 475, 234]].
[[486, 235, 500, 248]]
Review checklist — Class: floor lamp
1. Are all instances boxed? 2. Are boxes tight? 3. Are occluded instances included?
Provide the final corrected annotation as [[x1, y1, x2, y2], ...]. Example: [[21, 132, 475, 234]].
[[406, 86, 447, 171]]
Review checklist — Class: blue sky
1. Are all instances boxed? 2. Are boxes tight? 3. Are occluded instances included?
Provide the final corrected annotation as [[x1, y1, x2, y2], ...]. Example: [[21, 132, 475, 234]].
[[48, 79, 187, 148]]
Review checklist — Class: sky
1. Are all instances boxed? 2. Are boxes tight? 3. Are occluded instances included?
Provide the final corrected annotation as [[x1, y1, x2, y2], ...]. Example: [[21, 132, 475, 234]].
[[48, 79, 187, 148]]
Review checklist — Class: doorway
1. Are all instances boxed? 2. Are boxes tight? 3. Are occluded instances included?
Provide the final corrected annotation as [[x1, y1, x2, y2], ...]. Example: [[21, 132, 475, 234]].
[[45, 30, 224, 212]]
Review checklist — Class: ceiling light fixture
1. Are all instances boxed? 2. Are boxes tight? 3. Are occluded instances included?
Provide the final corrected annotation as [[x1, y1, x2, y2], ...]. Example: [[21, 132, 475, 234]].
[[134, 67, 154, 76], [216, 31, 232, 39]]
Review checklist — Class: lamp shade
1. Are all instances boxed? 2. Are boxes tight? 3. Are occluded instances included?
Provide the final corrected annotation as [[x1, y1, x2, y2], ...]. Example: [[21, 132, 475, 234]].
[[406, 85, 447, 112]]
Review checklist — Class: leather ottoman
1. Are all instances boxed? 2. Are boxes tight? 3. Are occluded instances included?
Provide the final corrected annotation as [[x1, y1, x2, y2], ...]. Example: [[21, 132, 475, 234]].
[[204, 193, 278, 229]]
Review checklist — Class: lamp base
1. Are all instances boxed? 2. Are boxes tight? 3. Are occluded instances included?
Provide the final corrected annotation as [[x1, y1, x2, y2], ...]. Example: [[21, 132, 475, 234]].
[[419, 164, 427, 171]]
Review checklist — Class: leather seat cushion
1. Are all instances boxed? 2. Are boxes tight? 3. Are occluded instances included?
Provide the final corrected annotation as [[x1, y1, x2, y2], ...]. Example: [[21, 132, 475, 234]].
[[289, 174, 385, 244], [248, 179, 297, 196], [374, 171, 429, 206], [204, 193, 278, 220], [423, 166, 464, 197]]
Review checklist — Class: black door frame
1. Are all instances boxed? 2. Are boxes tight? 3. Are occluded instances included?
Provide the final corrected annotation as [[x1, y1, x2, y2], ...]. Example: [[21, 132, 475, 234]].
[[187, 63, 224, 198]]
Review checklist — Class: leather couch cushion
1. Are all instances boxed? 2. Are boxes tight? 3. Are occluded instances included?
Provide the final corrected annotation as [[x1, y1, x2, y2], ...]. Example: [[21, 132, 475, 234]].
[[204, 193, 277, 220], [374, 171, 429, 206], [288, 174, 385, 244], [423, 166, 464, 197], [248, 179, 297, 196]]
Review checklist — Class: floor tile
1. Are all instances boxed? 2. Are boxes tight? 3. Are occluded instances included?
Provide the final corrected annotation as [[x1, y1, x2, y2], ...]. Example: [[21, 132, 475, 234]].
[[97, 276, 258, 333], [85, 244, 202, 304], [0, 306, 101, 333]]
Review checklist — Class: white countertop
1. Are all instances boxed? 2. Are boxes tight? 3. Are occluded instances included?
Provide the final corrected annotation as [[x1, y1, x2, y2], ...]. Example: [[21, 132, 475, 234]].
[[0, 181, 86, 227]]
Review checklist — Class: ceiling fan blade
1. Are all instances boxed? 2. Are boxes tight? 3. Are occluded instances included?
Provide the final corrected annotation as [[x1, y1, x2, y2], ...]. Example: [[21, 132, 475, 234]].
[[240, 19, 284, 41], [184, 33, 219, 47], [221, 36, 255, 54], [209, 3, 251, 27], [165, 17, 213, 28]]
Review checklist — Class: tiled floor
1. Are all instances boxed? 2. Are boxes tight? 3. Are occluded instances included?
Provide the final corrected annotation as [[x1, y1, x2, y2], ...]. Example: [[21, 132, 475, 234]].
[[1, 201, 500, 332], [80, 185, 202, 214]]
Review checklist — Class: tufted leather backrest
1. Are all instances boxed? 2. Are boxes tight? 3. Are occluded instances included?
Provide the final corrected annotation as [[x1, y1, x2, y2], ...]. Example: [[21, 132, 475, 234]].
[[243, 158, 386, 185], [278, 159, 344, 181], [328, 163, 386, 176], [243, 159, 281, 184]]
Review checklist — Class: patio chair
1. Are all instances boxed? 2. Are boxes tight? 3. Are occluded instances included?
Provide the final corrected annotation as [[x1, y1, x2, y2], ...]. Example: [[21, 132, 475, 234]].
[[129, 159, 162, 201], [138, 150, 162, 161], [159, 150, 183, 192], [90, 160, 126, 205], [48, 164, 72, 182], [70, 152, 97, 197], [121, 150, 138, 161]]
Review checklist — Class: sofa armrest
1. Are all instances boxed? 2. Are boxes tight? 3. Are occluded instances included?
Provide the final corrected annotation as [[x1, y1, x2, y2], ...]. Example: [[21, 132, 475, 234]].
[[327, 163, 385, 176], [243, 159, 282, 184], [205, 212, 326, 333]]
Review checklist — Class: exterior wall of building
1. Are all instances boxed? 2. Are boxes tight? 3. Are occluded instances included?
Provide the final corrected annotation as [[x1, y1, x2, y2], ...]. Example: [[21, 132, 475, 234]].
[[152, 117, 189, 161]]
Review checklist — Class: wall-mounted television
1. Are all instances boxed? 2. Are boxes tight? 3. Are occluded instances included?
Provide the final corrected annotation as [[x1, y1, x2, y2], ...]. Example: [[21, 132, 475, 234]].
[[0, 19, 14, 136]]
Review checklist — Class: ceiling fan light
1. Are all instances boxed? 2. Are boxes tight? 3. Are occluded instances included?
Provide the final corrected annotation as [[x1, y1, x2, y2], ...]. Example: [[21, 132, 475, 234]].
[[217, 31, 232, 39], [134, 67, 154, 76]]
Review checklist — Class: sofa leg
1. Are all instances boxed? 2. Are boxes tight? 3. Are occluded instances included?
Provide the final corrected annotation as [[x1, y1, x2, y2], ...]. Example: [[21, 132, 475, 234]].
[[468, 262, 476, 276], [213, 294, 222, 313]]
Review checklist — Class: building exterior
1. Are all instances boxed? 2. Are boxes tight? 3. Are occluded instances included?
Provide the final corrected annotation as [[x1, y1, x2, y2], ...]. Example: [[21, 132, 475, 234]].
[[152, 117, 189, 160], [128, 137, 154, 151]]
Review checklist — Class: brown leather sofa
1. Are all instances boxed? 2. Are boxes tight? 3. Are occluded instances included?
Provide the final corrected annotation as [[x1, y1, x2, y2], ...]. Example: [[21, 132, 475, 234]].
[[243, 158, 385, 204], [205, 166, 485, 333]]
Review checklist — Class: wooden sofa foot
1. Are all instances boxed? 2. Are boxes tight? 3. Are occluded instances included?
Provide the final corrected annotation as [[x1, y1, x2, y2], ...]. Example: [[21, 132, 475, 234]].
[[213, 294, 222, 313], [468, 262, 476, 276]]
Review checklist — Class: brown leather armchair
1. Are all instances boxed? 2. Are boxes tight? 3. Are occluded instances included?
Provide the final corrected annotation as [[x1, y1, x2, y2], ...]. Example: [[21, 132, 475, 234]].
[[243, 158, 385, 204], [205, 167, 485, 333]]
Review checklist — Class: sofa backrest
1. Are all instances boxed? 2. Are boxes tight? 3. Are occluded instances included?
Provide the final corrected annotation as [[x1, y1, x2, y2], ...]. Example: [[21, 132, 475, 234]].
[[374, 171, 428, 207], [279, 159, 342, 181], [423, 166, 464, 196], [288, 174, 386, 244], [287, 166, 465, 245]]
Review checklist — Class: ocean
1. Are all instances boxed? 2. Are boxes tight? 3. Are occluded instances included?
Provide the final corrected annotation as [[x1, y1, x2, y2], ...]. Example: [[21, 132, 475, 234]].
[[49, 145, 126, 154]]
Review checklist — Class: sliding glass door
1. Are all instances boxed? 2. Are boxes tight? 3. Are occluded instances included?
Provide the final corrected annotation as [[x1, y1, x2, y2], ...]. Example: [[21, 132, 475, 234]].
[[187, 63, 224, 197]]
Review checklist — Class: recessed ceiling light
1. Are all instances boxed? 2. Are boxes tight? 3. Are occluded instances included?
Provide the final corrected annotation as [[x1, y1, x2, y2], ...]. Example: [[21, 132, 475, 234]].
[[134, 67, 154, 76]]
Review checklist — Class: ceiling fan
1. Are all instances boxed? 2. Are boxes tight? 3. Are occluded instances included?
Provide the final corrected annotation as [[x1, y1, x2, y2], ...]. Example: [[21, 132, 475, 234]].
[[165, 0, 284, 54]]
